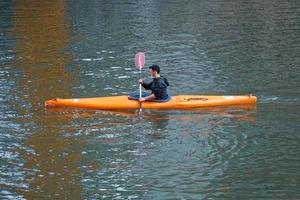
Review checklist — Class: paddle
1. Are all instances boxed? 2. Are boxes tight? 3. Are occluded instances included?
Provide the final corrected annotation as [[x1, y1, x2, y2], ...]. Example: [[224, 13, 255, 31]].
[[134, 52, 145, 112]]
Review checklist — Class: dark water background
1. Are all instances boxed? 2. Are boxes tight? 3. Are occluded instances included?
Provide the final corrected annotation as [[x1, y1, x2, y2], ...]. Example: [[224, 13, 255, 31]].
[[0, 0, 299, 199]]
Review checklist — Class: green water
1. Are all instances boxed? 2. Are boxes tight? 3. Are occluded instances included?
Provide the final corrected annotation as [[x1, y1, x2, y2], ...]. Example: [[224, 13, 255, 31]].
[[0, 0, 299, 199]]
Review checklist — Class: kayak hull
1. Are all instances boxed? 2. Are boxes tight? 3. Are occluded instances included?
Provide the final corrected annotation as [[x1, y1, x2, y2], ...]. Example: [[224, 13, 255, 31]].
[[45, 95, 257, 110]]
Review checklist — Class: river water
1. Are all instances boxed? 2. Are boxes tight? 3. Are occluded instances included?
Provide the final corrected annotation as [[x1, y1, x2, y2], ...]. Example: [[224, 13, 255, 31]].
[[0, 0, 299, 199]]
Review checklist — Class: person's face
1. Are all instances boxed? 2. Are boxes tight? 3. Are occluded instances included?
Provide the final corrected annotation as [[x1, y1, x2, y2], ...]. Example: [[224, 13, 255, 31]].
[[148, 69, 156, 77]]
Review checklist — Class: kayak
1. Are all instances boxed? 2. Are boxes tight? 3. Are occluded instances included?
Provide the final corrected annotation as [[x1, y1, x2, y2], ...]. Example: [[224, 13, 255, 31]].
[[45, 94, 257, 110]]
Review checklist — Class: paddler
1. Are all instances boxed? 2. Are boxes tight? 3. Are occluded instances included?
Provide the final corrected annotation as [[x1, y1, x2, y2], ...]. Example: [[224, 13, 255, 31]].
[[139, 65, 170, 102]]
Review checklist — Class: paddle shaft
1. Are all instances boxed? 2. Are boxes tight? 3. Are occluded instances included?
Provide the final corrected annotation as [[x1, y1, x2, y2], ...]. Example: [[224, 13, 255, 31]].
[[139, 70, 142, 111], [134, 52, 145, 112]]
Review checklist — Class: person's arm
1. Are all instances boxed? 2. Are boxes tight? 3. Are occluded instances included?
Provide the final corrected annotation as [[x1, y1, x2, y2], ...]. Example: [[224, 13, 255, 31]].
[[139, 94, 156, 102], [139, 79, 151, 90]]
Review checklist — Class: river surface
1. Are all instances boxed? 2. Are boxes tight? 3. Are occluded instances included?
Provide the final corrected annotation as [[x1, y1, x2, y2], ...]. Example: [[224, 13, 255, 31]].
[[0, 0, 300, 199]]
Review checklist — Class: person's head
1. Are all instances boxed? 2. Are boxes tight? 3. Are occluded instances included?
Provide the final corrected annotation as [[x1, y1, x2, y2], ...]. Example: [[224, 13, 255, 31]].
[[148, 65, 160, 77]]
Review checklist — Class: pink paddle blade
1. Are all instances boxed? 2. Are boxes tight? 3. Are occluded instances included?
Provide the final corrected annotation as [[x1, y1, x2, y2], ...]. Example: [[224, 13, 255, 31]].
[[135, 52, 145, 70]]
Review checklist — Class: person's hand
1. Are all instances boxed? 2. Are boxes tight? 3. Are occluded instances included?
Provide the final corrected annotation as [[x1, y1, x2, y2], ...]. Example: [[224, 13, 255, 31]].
[[138, 79, 143, 84], [139, 97, 146, 102]]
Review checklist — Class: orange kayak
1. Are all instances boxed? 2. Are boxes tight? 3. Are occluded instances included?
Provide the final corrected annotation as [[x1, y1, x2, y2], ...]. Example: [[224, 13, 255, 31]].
[[45, 95, 257, 110]]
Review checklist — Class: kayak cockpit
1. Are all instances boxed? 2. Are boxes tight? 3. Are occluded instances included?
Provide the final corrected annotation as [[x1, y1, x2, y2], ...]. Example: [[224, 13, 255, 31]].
[[128, 93, 171, 102]]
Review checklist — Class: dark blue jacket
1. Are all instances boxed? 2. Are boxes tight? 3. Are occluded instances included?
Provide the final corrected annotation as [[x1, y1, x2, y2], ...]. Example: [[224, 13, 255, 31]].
[[142, 76, 169, 99]]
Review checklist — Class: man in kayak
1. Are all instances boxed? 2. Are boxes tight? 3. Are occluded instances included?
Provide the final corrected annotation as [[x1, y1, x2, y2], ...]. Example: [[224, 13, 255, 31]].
[[139, 65, 169, 101]]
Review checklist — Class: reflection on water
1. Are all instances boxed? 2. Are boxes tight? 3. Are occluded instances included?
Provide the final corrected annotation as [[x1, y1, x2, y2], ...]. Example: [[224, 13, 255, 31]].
[[9, 0, 82, 199], [42, 106, 257, 199], [1, 0, 300, 199]]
